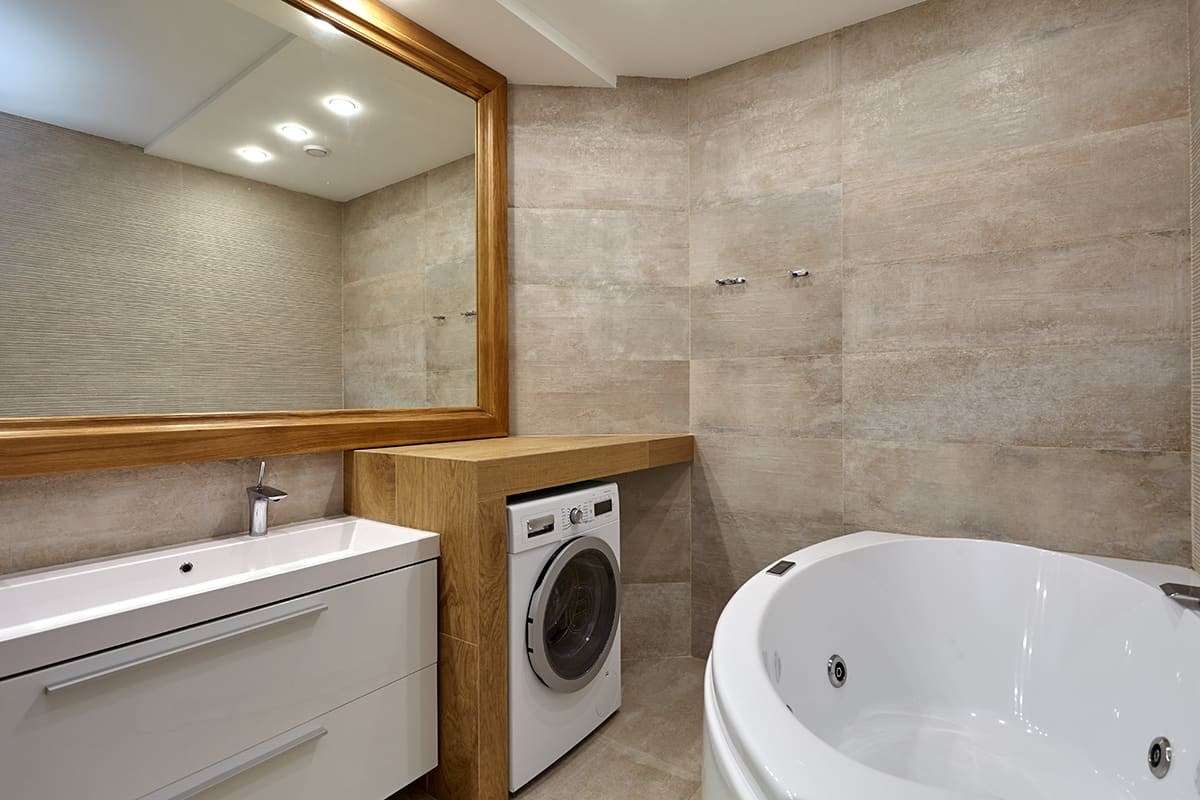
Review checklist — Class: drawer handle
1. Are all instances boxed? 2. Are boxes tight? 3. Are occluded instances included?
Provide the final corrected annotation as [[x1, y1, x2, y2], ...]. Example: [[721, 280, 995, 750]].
[[44, 602, 328, 695], [141, 720, 328, 800]]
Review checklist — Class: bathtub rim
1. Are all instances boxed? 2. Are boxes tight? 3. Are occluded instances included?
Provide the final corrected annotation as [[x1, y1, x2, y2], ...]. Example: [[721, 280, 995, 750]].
[[705, 530, 1200, 800]]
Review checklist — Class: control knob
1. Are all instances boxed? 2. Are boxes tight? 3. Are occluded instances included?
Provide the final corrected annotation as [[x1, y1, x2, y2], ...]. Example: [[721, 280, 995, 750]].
[[568, 507, 584, 524]]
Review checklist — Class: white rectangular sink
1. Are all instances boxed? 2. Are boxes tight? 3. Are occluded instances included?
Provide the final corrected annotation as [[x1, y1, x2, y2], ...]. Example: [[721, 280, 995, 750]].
[[0, 516, 439, 679]]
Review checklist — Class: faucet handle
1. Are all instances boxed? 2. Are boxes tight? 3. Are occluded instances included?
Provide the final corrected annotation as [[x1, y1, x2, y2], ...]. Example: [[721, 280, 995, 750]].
[[257, 460, 266, 490]]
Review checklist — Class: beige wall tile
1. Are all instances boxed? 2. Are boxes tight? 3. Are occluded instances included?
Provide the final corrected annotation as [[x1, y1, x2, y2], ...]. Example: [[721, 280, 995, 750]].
[[844, 232, 1190, 351], [426, 316, 476, 372], [602, 658, 705, 777], [343, 323, 424, 372], [622, 582, 691, 658], [510, 360, 689, 435], [344, 368, 427, 409], [343, 172, 425, 237], [841, 0, 1171, 87], [614, 464, 691, 584], [843, 3, 1187, 181], [691, 356, 842, 438], [425, 197, 475, 266], [425, 257, 476, 318], [343, 273, 426, 330], [844, 118, 1188, 265], [689, 35, 838, 130], [690, 94, 842, 209], [341, 213, 425, 284], [689, 187, 842, 281], [426, 369, 476, 408], [510, 208, 688, 287], [844, 342, 1190, 451], [691, 270, 842, 359], [426, 154, 476, 208], [844, 439, 1190, 565], [0, 453, 344, 575], [510, 78, 688, 211], [510, 284, 690, 362]]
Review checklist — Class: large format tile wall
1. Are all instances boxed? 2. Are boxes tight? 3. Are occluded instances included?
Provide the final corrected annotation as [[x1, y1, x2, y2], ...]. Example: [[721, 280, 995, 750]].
[[508, 81, 695, 658], [342, 155, 478, 408], [504, 0, 1193, 657], [689, 0, 1192, 651]]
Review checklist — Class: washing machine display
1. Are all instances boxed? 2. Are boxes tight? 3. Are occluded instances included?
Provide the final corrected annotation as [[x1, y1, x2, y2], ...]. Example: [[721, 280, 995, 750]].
[[527, 536, 620, 693]]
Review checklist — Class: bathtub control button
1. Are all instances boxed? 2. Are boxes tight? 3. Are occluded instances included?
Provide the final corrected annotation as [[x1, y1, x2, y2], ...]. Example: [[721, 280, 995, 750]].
[[1148, 736, 1171, 778], [827, 654, 847, 688], [766, 560, 795, 576]]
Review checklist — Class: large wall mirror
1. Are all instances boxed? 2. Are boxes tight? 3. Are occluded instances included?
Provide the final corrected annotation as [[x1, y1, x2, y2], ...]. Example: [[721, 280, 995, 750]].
[[0, 0, 508, 477]]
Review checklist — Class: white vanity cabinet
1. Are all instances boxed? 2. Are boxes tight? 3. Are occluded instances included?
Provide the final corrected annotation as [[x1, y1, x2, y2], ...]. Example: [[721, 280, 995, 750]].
[[0, 559, 438, 800]]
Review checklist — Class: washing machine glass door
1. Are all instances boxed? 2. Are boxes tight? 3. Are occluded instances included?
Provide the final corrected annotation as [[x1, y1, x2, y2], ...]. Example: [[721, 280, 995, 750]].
[[526, 535, 621, 693]]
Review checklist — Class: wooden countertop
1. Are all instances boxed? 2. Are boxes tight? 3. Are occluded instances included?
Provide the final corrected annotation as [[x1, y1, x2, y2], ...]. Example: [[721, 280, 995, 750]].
[[358, 434, 693, 498]]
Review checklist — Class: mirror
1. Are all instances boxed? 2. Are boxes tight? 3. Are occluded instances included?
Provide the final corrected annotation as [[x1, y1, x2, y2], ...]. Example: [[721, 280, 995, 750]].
[[0, 0, 479, 417]]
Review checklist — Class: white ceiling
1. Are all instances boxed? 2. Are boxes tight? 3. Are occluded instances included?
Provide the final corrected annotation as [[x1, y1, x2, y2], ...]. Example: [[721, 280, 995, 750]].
[[0, 0, 475, 201], [384, 0, 927, 86]]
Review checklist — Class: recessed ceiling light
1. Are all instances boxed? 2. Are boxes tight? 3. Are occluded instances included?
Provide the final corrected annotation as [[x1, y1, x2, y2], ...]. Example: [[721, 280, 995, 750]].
[[278, 123, 310, 141], [325, 96, 359, 116], [237, 146, 272, 163], [309, 17, 336, 34]]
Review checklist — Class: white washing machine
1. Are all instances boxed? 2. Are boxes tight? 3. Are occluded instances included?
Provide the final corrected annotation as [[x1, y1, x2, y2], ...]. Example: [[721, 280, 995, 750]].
[[507, 481, 622, 792]]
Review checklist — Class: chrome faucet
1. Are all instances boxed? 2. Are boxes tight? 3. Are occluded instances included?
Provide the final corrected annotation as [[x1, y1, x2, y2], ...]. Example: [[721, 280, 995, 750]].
[[247, 461, 287, 537], [1161, 583, 1200, 607]]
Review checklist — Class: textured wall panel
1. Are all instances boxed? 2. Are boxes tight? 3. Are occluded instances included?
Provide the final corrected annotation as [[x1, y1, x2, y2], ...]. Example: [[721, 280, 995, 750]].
[[0, 113, 344, 416]]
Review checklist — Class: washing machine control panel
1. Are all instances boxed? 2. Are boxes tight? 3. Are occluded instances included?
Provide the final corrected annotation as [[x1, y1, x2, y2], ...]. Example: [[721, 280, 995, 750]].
[[507, 482, 619, 554]]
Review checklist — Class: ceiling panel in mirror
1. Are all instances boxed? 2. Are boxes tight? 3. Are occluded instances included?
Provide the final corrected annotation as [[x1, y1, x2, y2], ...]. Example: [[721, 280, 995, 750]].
[[0, 0, 478, 417]]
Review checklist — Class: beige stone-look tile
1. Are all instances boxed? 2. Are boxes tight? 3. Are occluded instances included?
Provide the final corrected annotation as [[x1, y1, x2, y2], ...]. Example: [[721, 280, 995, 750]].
[[510, 284, 689, 362], [344, 368, 427, 409], [343, 172, 426, 237], [510, 78, 688, 211], [343, 273, 426, 331], [622, 582, 691, 659], [614, 464, 691, 585], [425, 257, 476, 318], [342, 212, 426, 284], [690, 433, 844, 652], [510, 208, 689, 288], [343, 323, 423, 372], [601, 658, 706, 777], [515, 733, 697, 800], [510, 360, 689, 435], [690, 94, 841, 209], [689, 35, 838, 131], [691, 269, 842, 359], [426, 369, 477, 408], [844, 232, 1190, 351], [843, 341, 1189, 451], [843, 440, 1190, 565], [0, 453, 344, 575], [691, 355, 842, 439], [688, 186, 842, 282], [841, 0, 1176, 87], [426, 154, 475, 208], [842, 2, 1187, 181], [426, 315, 476, 372], [425, 197, 475, 266], [843, 118, 1188, 265]]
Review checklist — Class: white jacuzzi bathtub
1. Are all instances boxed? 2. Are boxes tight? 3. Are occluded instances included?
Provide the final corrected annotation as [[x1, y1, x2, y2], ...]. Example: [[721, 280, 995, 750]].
[[703, 531, 1200, 800]]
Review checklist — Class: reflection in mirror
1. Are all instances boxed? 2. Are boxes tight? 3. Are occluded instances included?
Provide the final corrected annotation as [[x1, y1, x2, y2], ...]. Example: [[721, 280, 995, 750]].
[[0, 0, 477, 417]]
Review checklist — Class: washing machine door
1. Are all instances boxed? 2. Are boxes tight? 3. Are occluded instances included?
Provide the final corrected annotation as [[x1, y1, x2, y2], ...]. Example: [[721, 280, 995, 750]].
[[526, 535, 621, 693]]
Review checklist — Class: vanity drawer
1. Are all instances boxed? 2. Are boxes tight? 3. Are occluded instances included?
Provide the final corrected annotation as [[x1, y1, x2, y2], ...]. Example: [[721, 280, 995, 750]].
[[141, 664, 437, 800], [0, 560, 436, 800]]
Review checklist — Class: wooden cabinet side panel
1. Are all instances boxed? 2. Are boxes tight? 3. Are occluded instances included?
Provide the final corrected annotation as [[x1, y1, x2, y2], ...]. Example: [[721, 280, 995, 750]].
[[475, 498, 509, 800]]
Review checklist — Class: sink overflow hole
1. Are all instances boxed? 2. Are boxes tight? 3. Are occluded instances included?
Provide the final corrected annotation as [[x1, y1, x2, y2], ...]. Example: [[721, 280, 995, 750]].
[[179, 562, 194, 574]]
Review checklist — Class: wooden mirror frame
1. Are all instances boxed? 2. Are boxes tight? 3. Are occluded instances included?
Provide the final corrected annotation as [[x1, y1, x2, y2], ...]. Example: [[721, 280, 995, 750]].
[[0, 0, 508, 480]]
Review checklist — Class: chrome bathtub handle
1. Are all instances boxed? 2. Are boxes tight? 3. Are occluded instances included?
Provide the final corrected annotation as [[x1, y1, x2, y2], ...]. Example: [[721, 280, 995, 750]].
[[44, 602, 328, 694], [142, 720, 327, 800]]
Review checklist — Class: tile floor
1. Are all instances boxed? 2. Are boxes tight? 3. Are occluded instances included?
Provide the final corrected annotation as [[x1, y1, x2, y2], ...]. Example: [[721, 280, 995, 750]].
[[397, 656, 707, 800]]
